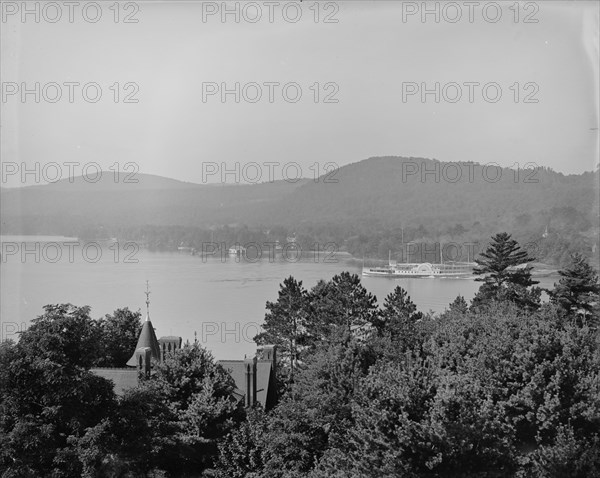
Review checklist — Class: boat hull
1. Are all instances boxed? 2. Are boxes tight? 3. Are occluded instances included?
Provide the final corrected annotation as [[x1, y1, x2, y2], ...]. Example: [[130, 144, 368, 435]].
[[362, 271, 473, 279], [362, 261, 475, 279]]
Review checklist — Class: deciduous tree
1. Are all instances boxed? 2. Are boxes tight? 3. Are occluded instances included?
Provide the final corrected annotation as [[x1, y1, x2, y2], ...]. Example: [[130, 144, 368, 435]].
[[95, 307, 142, 367]]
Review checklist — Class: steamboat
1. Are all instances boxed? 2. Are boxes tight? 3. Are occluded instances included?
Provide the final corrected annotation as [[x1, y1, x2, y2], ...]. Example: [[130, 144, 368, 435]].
[[362, 250, 475, 279]]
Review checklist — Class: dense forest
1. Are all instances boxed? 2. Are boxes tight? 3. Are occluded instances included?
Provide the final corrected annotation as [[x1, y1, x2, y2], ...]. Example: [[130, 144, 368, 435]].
[[1, 233, 599, 477], [1, 157, 598, 267]]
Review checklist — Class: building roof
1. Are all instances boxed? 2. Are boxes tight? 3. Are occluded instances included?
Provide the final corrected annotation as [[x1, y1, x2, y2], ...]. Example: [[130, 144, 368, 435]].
[[217, 359, 274, 409], [256, 362, 272, 408], [218, 360, 246, 394], [159, 336, 182, 342], [126, 320, 161, 366]]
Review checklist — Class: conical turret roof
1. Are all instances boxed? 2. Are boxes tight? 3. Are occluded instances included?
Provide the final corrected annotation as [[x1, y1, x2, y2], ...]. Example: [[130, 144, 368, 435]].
[[126, 317, 161, 366]]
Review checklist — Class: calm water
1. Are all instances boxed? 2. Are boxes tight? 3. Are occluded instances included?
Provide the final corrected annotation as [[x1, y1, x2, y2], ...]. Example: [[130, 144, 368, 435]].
[[0, 236, 558, 360]]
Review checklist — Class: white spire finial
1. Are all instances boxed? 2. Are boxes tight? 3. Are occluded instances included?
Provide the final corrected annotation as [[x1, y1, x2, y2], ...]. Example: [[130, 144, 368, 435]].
[[145, 280, 151, 322]]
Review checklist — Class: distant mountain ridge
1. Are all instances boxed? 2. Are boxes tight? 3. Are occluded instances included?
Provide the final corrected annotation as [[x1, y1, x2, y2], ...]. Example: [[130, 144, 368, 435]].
[[0, 171, 310, 231], [3, 172, 217, 192], [268, 157, 598, 225], [1, 157, 598, 265]]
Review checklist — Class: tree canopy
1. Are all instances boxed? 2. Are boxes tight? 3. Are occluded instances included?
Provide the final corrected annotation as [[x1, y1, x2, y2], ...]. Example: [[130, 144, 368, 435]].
[[472, 232, 542, 311], [550, 252, 600, 324], [2, 246, 599, 477]]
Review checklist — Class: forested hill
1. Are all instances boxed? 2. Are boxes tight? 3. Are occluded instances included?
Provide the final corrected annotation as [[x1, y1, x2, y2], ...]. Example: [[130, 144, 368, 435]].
[[1, 157, 598, 264], [266, 156, 598, 227], [0, 173, 309, 233]]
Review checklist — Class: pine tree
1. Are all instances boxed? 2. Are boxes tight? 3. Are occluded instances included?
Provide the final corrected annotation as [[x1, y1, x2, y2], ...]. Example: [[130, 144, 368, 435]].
[[368, 286, 424, 356], [307, 272, 378, 342], [472, 232, 540, 310], [449, 295, 469, 314], [373, 285, 422, 336], [254, 276, 309, 383], [473, 232, 538, 288], [550, 252, 600, 324]]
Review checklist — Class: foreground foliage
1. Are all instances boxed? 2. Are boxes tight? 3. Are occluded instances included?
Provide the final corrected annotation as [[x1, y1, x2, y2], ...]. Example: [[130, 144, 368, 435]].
[[1, 235, 598, 477], [215, 302, 600, 478], [0, 317, 242, 477]]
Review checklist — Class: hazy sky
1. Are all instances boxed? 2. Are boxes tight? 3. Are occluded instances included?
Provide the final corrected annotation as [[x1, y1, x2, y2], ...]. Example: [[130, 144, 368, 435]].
[[1, 1, 598, 186]]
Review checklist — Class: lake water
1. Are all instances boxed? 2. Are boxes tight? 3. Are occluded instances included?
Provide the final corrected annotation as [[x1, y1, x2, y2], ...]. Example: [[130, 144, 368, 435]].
[[0, 236, 558, 360]]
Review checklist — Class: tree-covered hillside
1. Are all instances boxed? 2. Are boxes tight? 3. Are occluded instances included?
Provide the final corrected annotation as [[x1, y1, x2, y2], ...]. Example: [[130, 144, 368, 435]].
[[2, 157, 597, 266]]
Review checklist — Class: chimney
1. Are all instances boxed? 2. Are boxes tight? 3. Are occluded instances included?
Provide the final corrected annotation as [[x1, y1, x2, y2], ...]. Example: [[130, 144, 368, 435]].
[[244, 356, 257, 407]]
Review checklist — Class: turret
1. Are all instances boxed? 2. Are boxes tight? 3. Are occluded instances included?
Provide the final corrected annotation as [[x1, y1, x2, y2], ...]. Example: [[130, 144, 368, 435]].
[[126, 320, 161, 367], [127, 281, 161, 368]]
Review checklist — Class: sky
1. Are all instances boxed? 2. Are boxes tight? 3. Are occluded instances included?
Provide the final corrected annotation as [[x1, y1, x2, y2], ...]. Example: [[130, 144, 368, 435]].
[[1, 1, 598, 187]]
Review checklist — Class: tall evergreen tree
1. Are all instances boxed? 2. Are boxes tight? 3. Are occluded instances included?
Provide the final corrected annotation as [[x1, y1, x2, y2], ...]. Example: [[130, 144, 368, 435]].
[[473, 232, 538, 288], [549, 252, 600, 324], [380, 286, 420, 320], [307, 272, 378, 342], [472, 232, 540, 310], [448, 295, 469, 314], [372, 286, 423, 338], [254, 276, 309, 383]]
